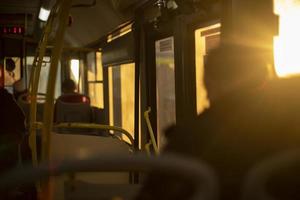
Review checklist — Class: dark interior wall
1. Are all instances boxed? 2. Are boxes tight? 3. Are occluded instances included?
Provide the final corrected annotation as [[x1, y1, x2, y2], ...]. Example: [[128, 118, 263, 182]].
[[0, 38, 22, 57]]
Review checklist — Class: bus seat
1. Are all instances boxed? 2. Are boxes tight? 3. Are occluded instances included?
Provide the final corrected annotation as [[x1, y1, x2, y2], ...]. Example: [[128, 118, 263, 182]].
[[91, 107, 106, 124], [242, 150, 300, 200], [55, 100, 92, 123], [64, 182, 141, 200], [0, 153, 218, 200], [50, 132, 132, 200], [17, 98, 44, 123], [57, 94, 90, 104], [91, 107, 109, 136]]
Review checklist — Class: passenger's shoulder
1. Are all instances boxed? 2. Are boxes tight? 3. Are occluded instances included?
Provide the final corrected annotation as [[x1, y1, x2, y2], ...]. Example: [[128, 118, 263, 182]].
[[0, 88, 14, 101]]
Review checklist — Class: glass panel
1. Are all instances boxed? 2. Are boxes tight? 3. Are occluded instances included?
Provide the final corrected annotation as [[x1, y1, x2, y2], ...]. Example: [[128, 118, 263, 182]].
[[273, 0, 300, 77], [108, 64, 135, 142], [96, 52, 103, 81], [89, 83, 104, 108], [70, 59, 80, 86], [155, 37, 176, 149], [121, 63, 135, 139], [195, 23, 221, 114], [26, 56, 61, 98], [87, 52, 96, 81], [79, 60, 84, 94], [26, 56, 34, 86]]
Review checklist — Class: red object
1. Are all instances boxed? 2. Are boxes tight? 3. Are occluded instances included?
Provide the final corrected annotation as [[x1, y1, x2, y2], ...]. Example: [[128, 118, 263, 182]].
[[57, 94, 90, 104], [0, 64, 4, 88], [1, 26, 24, 34]]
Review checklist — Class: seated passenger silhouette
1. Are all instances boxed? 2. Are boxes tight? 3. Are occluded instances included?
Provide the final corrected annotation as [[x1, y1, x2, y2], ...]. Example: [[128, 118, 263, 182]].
[[57, 78, 90, 104], [136, 45, 300, 200], [55, 79, 91, 124]]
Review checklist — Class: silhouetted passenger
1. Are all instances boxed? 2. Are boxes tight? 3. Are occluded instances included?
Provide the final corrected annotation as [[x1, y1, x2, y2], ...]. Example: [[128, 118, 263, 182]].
[[57, 78, 90, 104], [0, 88, 24, 171], [0, 88, 37, 199], [136, 45, 300, 200], [54, 79, 91, 124]]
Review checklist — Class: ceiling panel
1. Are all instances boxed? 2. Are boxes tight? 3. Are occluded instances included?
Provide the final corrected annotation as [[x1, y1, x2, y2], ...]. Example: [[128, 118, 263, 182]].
[[64, 0, 132, 47]]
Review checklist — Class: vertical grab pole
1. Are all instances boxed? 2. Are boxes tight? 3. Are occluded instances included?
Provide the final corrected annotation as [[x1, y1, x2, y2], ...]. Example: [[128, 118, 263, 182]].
[[40, 0, 72, 199], [28, 9, 56, 168], [41, 0, 72, 164]]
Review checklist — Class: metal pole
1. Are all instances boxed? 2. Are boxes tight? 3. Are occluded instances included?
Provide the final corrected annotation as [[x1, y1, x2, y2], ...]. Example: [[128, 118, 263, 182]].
[[41, 0, 72, 163], [40, 0, 72, 199], [28, 3, 57, 168]]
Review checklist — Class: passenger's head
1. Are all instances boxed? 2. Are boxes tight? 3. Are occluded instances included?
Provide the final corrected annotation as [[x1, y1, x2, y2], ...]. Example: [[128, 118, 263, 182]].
[[62, 79, 77, 94], [13, 79, 27, 100], [204, 45, 269, 102], [5, 58, 16, 72]]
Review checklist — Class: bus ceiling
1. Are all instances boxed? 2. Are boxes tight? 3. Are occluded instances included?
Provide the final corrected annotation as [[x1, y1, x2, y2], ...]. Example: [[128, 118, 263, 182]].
[[0, 0, 149, 47], [0, 0, 221, 48]]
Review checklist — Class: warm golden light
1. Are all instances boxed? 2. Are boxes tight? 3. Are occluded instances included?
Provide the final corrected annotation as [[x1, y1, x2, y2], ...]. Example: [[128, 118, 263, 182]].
[[274, 0, 300, 77]]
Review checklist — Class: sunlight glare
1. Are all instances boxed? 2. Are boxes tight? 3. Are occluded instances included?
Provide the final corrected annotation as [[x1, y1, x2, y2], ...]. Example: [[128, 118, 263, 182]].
[[274, 0, 300, 77], [70, 59, 80, 83]]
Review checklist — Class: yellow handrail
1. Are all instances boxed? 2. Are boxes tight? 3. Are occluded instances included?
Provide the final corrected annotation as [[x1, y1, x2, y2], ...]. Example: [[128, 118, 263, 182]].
[[41, 0, 72, 164], [34, 122, 135, 147], [144, 142, 152, 156], [39, 1, 73, 199], [28, 1, 59, 168], [144, 107, 159, 155]]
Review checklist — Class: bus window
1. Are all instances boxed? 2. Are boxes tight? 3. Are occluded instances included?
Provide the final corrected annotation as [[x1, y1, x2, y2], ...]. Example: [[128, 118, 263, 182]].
[[69, 58, 85, 93], [273, 0, 300, 77], [87, 52, 104, 108], [70, 59, 80, 86], [194, 23, 221, 114], [26, 56, 61, 99], [108, 63, 135, 142], [155, 36, 176, 149]]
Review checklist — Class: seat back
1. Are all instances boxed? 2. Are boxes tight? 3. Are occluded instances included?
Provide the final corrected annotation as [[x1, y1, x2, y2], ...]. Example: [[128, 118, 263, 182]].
[[50, 132, 132, 200], [55, 100, 92, 123], [17, 98, 44, 123], [0, 153, 218, 200], [242, 150, 300, 200]]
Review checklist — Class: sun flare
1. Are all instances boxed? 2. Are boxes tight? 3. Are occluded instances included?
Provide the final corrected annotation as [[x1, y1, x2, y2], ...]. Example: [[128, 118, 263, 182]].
[[274, 0, 300, 77]]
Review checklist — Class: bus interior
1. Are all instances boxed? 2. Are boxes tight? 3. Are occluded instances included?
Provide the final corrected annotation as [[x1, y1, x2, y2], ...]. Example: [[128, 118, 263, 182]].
[[1, 0, 300, 199]]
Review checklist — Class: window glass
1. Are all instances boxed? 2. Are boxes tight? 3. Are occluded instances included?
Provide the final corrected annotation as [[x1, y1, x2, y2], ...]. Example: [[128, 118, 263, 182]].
[[26, 56, 61, 98], [194, 23, 221, 114], [87, 52, 104, 108], [155, 37, 176, 149], [121, 63, 135, 137], [108, 63, 135, 142], [70, 59, 80, 85], [89, 83, 104, 108], [96, 52, 103, 81], [87, 52, 96, 81], [273, 0, 300, 77]]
